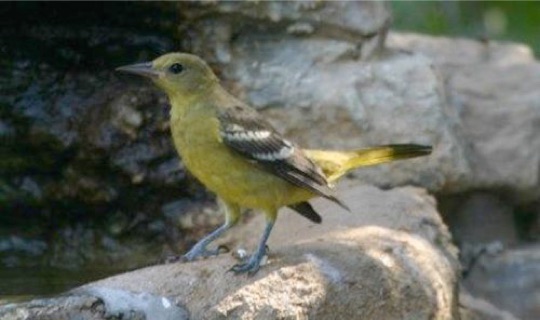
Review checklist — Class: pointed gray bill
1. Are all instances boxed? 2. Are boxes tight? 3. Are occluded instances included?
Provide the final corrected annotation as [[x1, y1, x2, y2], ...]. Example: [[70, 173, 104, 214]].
[[116, 62, 160, 79]]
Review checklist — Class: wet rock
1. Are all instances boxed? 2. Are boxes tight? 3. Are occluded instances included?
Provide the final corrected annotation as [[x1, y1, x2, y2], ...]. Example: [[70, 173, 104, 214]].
[[0, 2, 208, 273], [0, 236, 47, 267]]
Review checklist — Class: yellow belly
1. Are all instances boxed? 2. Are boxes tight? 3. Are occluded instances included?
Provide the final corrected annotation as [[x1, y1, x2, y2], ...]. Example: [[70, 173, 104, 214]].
[[183, 141, 313, 209]]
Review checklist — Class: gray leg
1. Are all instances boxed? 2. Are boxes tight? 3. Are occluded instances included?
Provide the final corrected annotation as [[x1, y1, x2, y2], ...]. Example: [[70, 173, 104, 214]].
[[230, 219, 275, 275], [182, 201, 240, 261]]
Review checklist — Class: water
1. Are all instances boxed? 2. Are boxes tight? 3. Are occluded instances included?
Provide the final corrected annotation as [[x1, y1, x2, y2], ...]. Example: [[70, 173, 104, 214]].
[[0, 266, 123, 305]]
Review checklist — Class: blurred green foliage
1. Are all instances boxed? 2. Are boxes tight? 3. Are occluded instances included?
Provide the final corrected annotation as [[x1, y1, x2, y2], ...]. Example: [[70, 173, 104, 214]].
[[391, 1, 539, 56]]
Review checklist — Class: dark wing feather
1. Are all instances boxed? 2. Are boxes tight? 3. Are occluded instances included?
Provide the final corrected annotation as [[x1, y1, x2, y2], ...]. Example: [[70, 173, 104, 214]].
[[218, 105, 348, 210], [288, 202, 322, 223]]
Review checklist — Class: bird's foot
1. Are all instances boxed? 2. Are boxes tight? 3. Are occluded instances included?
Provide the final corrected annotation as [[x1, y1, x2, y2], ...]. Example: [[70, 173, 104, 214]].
[[229, 256, 263, 275], [229, 246, 270, 275]]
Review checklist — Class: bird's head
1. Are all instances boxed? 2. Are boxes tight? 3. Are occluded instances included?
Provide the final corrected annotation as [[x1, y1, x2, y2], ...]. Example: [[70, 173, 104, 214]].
[[116, 52, 219, 98]]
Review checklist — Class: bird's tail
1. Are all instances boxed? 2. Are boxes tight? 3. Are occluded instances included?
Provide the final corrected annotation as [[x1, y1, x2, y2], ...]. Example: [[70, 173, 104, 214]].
[[303, 144, 432, 183]]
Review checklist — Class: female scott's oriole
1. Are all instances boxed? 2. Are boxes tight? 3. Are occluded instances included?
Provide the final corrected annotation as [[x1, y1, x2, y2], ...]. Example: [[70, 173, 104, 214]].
[[117, 53, 431, 274]]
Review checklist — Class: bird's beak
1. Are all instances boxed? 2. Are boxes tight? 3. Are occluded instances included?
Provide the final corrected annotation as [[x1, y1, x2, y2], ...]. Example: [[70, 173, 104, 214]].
[[116, 62, 160, 79]]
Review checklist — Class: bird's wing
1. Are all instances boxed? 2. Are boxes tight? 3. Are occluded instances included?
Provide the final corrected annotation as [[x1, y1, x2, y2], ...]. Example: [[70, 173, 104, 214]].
[[217, 105, 348, 210], [288, 202, 322, 223]]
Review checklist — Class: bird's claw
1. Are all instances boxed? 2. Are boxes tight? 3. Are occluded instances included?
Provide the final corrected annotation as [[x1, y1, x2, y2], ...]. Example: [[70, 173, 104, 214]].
[[228, 246, 270, 275], [229, 257, 262, 275]]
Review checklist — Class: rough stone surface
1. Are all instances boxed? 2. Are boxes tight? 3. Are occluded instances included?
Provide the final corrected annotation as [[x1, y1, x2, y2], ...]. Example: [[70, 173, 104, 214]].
[[388, 32, 540, 201], [180, 1, 391, 62], [460, 290, 520, 320], [463, 245, 540, 320], [0, 288, 189, 320], [0, 295, 107, 320], [387, 32, 536, 68], [0, 3, 206, 271], [0, 185, 460, 319]]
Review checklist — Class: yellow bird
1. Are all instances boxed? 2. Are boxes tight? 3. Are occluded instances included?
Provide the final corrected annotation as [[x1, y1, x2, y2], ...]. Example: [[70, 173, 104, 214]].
[[117, 53, 431, 274]]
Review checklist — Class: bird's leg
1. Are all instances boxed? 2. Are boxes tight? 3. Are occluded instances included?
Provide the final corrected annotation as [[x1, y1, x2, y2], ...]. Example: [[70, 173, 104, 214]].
[[182, 201, 240, 261], [231, 211, 276, 275]]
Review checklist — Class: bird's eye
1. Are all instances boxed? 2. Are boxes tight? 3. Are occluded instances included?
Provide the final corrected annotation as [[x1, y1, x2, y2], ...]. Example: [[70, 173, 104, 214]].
[[169, 63, 184, 74]]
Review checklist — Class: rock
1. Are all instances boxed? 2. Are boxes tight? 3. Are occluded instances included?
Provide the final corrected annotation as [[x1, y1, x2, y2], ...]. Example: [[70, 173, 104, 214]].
[[463, 245, 540, 320], [0, 295, 108, 320], [386, 32, 536, 69], [388, 32, 540, 201], [443, 192, 518, 247], [448, 62, 540, 201], [460, 290, 520, 320], [0, 289, 189, 320], [180, 1, 391, 62], [0, 185, 460, 319]]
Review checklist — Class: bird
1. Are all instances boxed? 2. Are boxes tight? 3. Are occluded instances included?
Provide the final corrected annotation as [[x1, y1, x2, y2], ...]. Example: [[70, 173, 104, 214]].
[[116, 53, 432, 274]]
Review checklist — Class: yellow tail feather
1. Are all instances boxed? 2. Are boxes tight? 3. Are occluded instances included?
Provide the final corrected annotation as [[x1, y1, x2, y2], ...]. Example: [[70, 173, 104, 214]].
[[304, 144, 432, 183]]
